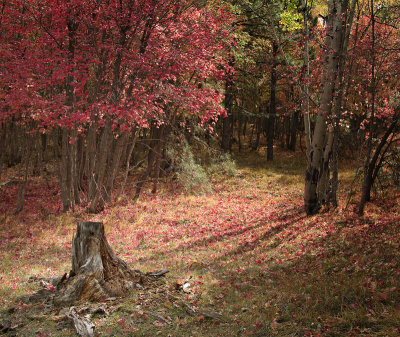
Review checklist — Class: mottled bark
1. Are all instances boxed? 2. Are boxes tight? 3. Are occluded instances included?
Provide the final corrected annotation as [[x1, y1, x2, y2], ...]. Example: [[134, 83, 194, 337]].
[[304, 0, 352, 215], [317, 127, 334, 204], [327, 0, 357, 207]]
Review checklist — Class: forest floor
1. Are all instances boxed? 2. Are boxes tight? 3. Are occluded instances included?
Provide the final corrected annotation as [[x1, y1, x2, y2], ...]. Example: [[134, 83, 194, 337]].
[[0, 149, 400, 336]]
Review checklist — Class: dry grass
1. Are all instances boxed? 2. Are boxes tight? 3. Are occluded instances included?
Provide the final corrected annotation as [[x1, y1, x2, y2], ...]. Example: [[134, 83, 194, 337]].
[[0, 149, 399, 336]]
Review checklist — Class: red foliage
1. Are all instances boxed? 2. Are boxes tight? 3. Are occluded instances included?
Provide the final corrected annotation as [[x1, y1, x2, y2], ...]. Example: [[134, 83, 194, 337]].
[[0, 0, 235, 130]]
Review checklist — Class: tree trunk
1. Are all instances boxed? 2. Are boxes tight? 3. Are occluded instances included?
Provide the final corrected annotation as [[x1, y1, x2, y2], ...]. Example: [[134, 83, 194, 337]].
[[327, 0, 357, 207], [0, 123, 6, 179], [289, 108, 299, 151], [152, 126, 168, 194], [304, 0, 351, 215], [237, 115, 242, 152], [116, 130, 138, 200], [134, 125, 159, 200], [252, 116, 262, 151], [15, 133, 31, 214], [317, 127, 334, 204], [301, 0, 312, 156], [100, 131, 129, 207], [54, 221, 142, 306], [358, 118, 398, 214], [222, 57, 234, 153], [86, 121, 97, 202], [267, 41, 278, 161], [60, 128, 71, 212], [89, 120, 112, 213]]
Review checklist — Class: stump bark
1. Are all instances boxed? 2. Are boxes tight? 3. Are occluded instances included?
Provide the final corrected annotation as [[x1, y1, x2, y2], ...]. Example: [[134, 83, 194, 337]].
[[54, 221, 142, 306]]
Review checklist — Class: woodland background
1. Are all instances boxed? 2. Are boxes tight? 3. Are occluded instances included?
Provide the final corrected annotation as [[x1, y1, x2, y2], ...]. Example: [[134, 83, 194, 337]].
[[0, 0, 400, 336]]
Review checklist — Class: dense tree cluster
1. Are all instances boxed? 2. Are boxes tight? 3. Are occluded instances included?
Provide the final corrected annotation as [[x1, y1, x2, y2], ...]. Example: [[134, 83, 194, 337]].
[[0, 0, 399, 215]]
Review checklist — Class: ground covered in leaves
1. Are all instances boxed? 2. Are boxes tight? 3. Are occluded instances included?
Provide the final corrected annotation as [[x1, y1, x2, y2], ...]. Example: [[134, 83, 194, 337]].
[[1, 150, 400, 336]]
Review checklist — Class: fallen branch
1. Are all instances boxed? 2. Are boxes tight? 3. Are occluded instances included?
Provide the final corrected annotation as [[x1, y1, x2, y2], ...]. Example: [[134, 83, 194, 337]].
[[143, 311, 171, 325], [146, 270, 169, 277]]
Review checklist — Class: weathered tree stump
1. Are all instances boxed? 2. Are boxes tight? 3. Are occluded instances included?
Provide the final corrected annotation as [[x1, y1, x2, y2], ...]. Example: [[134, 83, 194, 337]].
[[54, 221, 142, 306]]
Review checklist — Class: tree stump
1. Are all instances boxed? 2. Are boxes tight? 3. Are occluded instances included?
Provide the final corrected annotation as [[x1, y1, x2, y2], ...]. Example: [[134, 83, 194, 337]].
[[54, 221, 142, 306]]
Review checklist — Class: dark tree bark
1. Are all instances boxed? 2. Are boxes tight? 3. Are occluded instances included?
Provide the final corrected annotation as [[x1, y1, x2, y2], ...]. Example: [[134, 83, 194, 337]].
[[0, 123, 6, 179], [267, 41, 278, 161], [134, 124, 159, 200], [252, 115, 262, 151], [152, 126, 168, 194], [54, 221, 142, 306], [358, 118, 398, 215], [237, 114, 242, 152], [117, 130, 138, 199], [97, 131, 129, 209], [89, 120, 112, 213], [60, 128, 71, 212], [86, 121, 97, 202], [289, 108, 299, 151], [15, 133, 31, 214], [222, 57, 234, 153]]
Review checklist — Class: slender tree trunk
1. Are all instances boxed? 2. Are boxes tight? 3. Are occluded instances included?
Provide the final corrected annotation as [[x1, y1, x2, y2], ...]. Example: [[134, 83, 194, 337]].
[[89, 120, 112, 213], [134, 125, 159, 200], [0, 123, 6, 179], [328, 0, 357, 207], [222, 57, 234, 153], [77, 135, 85, 193], [41, 133, 48, 163], [317, 127, 334, 204], [358, 0, 377, 215], [237, 115, 242, 152], [304, 0, 351, 215], [60, 129, 71, 212], [302, 0, 312, 156], [267, 41, 278, 161], [15, 133, 31, 214], [358, 118, 398, 214], [87, 121, 97, 202], [289, 108, 299, 151], [249, 122, 255, 149], [252, 116, 262, 151], [99, 131, 129, 207], [116, 130, 138, 199]]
